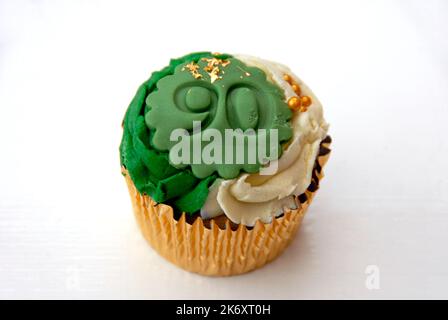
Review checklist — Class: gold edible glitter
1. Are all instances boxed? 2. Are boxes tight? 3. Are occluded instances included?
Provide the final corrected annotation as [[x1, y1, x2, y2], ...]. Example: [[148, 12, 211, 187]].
[[236, 66, 251, 77], [209, 66, 221, 83], [201, 57, 231, 83], [182, 62, 202, 79]]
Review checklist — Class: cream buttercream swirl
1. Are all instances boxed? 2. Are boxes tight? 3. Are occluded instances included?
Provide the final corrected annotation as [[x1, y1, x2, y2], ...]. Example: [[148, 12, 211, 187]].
[[200, 56, 329, 226]]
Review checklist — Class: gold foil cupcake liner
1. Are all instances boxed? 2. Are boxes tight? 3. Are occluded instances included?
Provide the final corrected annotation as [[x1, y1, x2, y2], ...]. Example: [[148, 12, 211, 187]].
[[123, 140, 331, 276]]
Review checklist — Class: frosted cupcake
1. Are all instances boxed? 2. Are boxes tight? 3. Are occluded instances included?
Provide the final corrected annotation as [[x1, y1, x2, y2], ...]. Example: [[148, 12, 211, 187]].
[[120, 52, 330, 276]]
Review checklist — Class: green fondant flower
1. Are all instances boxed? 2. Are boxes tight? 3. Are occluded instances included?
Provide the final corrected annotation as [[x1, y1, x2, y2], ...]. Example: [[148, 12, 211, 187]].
[[120, 52, 293, 215], [145, 57, 292, 179]]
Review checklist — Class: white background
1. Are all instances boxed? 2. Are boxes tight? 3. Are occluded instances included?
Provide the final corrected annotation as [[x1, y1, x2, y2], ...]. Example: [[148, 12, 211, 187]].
[[1, 0, 447, 299]]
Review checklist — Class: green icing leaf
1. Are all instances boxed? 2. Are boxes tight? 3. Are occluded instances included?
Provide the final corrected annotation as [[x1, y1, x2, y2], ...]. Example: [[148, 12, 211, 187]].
[[155, 171, 198, 202], [120, 52, 221, 213], [174, 175, 216, 213]]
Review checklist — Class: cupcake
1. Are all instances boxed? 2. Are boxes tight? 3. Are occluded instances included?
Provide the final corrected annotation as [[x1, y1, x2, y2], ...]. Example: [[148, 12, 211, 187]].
[[120, 52, 330, 276]]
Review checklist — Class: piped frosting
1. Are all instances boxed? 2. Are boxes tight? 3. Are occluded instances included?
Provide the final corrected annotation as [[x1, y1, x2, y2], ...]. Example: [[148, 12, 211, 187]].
[[200, 55, 329, 226]]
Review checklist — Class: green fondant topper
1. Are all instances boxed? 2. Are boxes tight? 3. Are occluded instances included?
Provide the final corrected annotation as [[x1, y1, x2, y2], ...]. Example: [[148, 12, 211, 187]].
[[145, 57, 292, 179], [120, 52, 293, 214]]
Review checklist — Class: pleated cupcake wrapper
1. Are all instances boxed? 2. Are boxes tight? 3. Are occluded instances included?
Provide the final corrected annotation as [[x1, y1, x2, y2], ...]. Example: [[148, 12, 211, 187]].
[[123, 140, 331, 276]]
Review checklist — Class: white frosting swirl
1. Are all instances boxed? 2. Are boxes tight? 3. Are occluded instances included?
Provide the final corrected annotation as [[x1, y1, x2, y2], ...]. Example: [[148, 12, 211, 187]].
[[200, 55, 329, 226]]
